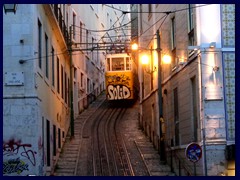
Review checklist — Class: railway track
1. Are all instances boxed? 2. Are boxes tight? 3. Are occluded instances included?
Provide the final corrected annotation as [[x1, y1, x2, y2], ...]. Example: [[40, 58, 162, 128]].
[[76, 100, 149, 176], [91, 102, 134, 176], [55, 94, 173, 176]]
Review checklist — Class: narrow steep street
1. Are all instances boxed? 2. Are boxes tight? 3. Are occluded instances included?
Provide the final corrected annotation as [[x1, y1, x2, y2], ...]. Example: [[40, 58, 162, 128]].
[[53, 93, 174, 176]]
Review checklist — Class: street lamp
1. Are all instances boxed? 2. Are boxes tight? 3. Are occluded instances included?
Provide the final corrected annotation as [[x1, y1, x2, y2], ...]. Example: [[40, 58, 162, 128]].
[[3, 4, 17, 14], [140, 53, 157, 74], [131, 43, 138, 51]]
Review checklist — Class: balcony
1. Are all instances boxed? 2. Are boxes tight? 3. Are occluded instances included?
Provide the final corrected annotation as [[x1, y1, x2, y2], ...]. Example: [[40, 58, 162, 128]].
[[43, 5, 69, 49], [51, 4, 69, 45]]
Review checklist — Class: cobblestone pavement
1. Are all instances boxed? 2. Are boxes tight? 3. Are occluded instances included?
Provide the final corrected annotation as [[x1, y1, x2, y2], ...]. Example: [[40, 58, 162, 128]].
[[53, 93, 175, 176]]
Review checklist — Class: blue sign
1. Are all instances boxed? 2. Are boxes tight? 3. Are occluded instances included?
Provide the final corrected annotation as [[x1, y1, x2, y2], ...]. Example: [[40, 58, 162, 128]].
[[185, 142, 202, 163]]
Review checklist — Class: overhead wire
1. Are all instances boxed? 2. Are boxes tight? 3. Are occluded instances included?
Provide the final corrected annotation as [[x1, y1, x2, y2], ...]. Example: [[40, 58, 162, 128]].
[[19, 4, 215, 66], [104, 4, 211, 14], [138, 4, 213, 49]]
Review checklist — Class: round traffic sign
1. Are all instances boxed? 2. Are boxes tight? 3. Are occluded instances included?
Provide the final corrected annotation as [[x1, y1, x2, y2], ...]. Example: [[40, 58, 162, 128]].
[[185, 142, 202, 163]]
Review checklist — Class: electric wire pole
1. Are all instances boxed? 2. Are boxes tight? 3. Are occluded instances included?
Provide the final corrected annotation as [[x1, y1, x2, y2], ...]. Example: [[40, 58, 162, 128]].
[[156, 29, 166, 162]]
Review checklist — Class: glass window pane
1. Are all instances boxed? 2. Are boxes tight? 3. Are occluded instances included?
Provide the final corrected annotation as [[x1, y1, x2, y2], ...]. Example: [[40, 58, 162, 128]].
[[112, 57, 124, 71]]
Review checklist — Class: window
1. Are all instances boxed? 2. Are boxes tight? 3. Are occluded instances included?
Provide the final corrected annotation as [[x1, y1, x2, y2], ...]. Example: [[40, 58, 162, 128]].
[[140, 4, 143, 34], [188, 4, 194, 32], [38, 19, 42, 69], [65, 72, 67, 104], [107, 58, 110, 71], [73, 12, 76, 40], [188, 4, 195, 46], [58, 128, 61, 149], [68, 78, 70, 106], [173, 88, 179, 146], [112, 57, 124, 71], [148, 4, 152, 19], [52, 47, 55, 87], [53, 125, 56, 156], [191, 76, 198, 141], [171, 17, 177, 67], [86, 30, 89, 54], [61, 65, 64, 99], [57, 58, 60, 93], [91, 37, 94, 61], [45, 33, 49, 78], [107, 13, 109, 27], [126, 57, 131, 70], [87, 78, 90, 93], [80, 22, 83, 43], [41, 117, 44, 164], [80, 73, 84, 88], [46, 120, 50, 166], [171, 17, 176, 50]]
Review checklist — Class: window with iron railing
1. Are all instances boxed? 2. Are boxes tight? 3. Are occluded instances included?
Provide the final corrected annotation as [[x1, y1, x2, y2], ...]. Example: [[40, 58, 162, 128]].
[[188, 4, 195, 46], [45, 33, 49, 79], [51, 5, 69, 46], [51, 47, 55, 87]]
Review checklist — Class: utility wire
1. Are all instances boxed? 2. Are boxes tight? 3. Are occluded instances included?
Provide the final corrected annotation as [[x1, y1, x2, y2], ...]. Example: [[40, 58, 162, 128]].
[[97, 13, 124, 43], [146, 13, 169, 47], [104, 4, 211, 14], [103, 4, 129, 14], [139, 4, 212, 49], [72, 18, 133, 33], [20, 4, 215, 62], [18, 51, 69, 63]]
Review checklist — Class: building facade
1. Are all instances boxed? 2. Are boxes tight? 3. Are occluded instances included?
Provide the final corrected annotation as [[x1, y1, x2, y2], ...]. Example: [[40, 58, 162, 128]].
[[137, 4, 235, 176], [3, 4, 130, 176]]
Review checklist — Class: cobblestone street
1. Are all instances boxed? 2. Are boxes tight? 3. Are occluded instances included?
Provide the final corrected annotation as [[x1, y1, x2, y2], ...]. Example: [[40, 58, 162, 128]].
[[53, 93, 175, 176]]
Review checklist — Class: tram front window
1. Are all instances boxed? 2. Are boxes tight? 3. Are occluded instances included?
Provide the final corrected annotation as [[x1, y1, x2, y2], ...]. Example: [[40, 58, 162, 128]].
[[107, 58, 110, 71], [112, 57, 124, 71], [126, 57, 131, 70]]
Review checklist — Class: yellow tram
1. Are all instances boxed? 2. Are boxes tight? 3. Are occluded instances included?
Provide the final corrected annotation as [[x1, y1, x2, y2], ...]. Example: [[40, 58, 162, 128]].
[[105, 53, 138, 101]]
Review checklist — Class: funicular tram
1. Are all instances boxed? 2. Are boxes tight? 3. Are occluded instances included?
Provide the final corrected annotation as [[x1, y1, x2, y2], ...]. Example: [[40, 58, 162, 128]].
[[105, 53, 138, 101]]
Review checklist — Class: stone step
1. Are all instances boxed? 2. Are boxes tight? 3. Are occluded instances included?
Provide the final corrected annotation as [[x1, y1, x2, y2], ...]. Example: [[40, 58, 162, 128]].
[[57, 157, 77, 162], [54, 168, 75, 173]]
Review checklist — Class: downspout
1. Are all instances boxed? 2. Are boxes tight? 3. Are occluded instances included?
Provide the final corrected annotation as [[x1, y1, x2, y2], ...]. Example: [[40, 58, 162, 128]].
[[198, 51, 208, 176]]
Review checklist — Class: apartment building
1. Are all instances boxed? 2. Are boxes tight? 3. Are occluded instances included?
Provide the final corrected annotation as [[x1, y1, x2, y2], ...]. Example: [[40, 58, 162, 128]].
[[3, 4, 130, 176], [137, 4, 235, 176]]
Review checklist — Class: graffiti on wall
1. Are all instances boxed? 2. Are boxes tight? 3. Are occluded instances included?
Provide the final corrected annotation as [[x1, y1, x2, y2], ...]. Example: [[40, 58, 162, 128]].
[[3, 139, 37, 166], [107, 85, 131, 100], [3, 157, 29, 175], [106, 72, 133, 100]]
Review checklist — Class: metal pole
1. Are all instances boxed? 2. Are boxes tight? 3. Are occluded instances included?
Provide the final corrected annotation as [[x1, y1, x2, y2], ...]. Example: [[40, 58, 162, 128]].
[[69, 26, 74, 138], [156, 29, 166, 162], [194, 162, 196, 176]]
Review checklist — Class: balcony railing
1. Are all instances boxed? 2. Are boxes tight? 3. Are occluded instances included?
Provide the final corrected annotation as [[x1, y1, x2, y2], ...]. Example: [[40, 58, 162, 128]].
[[51, 4, 69, 46]]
